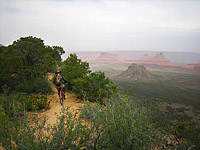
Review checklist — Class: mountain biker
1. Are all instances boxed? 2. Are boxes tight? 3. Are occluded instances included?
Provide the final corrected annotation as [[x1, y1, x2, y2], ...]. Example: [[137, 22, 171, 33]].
[[53, 71, 67, 99]]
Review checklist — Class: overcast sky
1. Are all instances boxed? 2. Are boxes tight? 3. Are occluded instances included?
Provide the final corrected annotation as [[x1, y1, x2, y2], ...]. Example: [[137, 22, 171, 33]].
[[0, 0, 200, 52]]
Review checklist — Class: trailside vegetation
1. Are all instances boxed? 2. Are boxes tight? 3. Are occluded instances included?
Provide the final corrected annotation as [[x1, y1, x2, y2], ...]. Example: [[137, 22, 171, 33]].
[[0, 92, 51, 118], [72, 71, 117, 103], [1, 94, 199, 149], [62, 53, 91, 90], [0, 36, 65, 93], [0, 96, 161, 150], [80, 95, 159, 149], [62, 53, 117, 103], [0, 36, 63, 123]]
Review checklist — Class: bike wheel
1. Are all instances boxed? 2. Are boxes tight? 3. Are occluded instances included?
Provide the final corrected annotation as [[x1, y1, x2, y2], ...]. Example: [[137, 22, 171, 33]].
[[59, 91, 63, 105]]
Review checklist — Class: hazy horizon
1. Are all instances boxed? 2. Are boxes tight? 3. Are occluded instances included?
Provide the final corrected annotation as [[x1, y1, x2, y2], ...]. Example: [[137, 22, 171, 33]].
[[64, 49, 200, 53], [1, 0, 200, 53], [62, 50, 200, 63]]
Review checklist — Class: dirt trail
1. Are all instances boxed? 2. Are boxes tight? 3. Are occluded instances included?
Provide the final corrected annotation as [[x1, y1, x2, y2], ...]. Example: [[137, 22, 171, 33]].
[[39, 73, 83, 125]]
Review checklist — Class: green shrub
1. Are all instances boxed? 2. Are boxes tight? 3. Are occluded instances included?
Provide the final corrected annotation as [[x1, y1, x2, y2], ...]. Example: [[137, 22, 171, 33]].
[[47, 62, 57, 73], [0, 107, 90, 150], [23, 95, 51, 111], [0, 37, 64, 94], [0, 94, 164, 150], [16, 77, 52, 94], [0, 93, 24, 118], [80, 94, 159, 149], [166, 120, 200, 149], [72, 72, 118, 103], [0, 109, 14, 149], [61, 53, 91, 90], [0, 93, 51, 118]]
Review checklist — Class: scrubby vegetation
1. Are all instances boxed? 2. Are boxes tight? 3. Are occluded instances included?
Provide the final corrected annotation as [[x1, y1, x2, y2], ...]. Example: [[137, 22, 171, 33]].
[[1, 94, 199, 149], [80, 95, 159, 149], [0, 95, 160, 149], [62, 54, 117, 103], [0, 92, 51, 118], [16, 77, 52, 94], [72, 71, 117, 103], [0, 36, 60, 123], [0, 107, 90, 149], [0, 36, 63, 148], [0, 36, 64, 93], [61, 53, 91, 90]]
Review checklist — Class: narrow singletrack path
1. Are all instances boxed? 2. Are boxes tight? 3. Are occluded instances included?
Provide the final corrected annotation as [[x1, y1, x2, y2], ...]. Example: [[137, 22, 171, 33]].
[[39, 73, 84, 125]]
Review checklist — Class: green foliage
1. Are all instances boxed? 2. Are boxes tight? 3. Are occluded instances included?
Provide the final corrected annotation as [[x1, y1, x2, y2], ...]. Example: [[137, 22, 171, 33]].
[[23, 95, 51, 111], [80, 95, 159, 149], [61, 54, 117, 103], [62, 53, 91, 89], [0, 96, 161, 150], [0, 93, 51, 118], [0, 93, 23, 118], [0, 45, 19, 89], [0, 109, 13, 149], [166, 120, 200, 149], [0, 107, 90, 150], [47, 62, 57, 73], [16, 77, 52, 94], [48, 108, 90, 149], [2, 93, 198, 149], [0, 36, 64, 93], [73, 71, 118, 103], [52, 46, 65, 56]]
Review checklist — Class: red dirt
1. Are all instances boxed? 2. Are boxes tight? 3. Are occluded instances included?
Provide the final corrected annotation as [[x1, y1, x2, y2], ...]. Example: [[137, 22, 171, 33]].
[[183, 63, 200, 71]]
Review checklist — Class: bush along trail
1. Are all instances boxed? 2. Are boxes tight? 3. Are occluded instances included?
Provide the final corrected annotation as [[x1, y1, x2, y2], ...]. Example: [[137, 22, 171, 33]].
[[39, 73, 84, 125]]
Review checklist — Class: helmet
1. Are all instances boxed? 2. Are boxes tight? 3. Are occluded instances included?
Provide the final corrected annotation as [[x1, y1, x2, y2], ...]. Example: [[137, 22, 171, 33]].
[[55, 71, 61, 75]]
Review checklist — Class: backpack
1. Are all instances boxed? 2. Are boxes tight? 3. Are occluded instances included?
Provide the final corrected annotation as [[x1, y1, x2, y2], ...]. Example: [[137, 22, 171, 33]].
[[55, 74, 62, 86]]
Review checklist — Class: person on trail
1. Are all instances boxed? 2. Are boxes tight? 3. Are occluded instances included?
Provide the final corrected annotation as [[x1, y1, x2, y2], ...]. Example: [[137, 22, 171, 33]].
[[53, 71, 67, 99]]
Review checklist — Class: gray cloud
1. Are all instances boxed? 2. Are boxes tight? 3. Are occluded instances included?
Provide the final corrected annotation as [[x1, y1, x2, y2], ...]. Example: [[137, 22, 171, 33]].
[[0, 0, 200, 52]]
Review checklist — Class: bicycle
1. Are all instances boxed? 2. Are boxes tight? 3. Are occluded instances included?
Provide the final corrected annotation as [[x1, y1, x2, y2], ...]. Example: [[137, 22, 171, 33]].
[[58, 87, 65, 105]]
